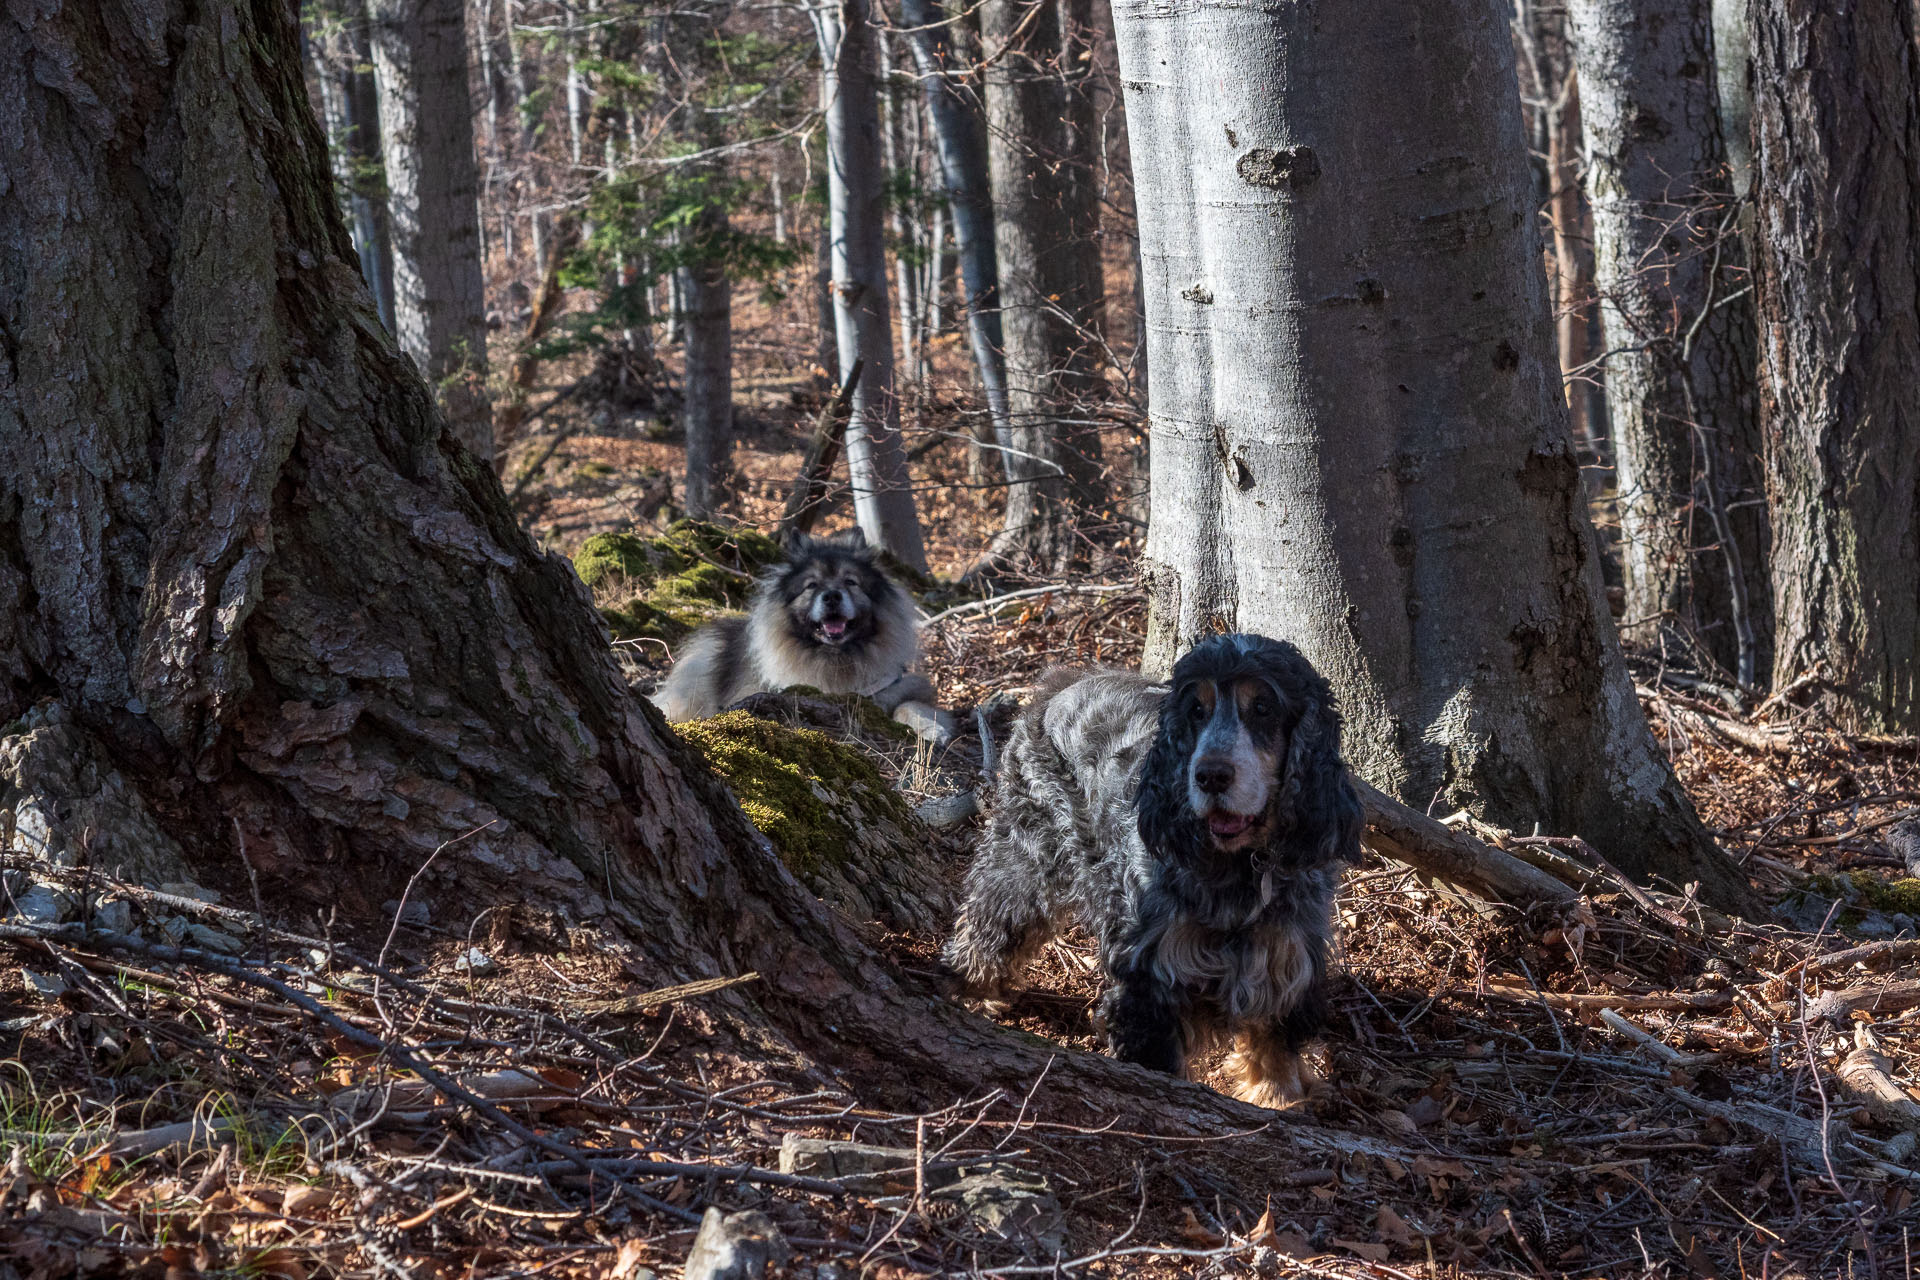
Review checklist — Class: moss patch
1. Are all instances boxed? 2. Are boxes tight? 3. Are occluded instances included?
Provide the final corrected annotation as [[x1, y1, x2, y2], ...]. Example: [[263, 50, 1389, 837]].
[[675, 711, 917, 876], [573, 520, 783, 643]]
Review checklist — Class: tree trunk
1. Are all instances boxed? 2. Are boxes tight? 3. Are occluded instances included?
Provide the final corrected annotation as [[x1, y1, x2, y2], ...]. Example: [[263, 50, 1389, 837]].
[[1547, 75, 1601, 457], [680, 239, 733, 519], [981, 0, 1107, 573], [899, 0, 1014, 467], [371, 0, 495, 462], [1114, 0, 1753, 910], [678, 10, 734, 521], [311, 0, 399, 334], [1712, 0, 1753, 199], [0, 0, 1386, 1141], [1567, 0, 1768, 684], [811, 0, 929, 571], [1750, 0, 1920, 732]]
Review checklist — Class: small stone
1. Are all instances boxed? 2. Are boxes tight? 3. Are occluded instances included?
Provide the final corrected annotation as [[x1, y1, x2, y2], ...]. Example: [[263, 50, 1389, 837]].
[[453, 947, 497, 976], [90, 898, 134, 934], [183, 923, 246, 954], [21, 969, 67, 1000], [382, 899, 431, 927], [1884, 1131, 1917, 1165], [10, 884, 73, 926], [158, 882, 220, 904], [682, 1208, 790, 1280], [778, 1135, 945, 1193], [931, 1169, 1065, 1256]]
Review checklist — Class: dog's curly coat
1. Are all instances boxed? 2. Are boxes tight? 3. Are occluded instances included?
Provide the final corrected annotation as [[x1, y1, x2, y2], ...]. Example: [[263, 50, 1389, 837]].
[[944, 634, 1362, 1107]]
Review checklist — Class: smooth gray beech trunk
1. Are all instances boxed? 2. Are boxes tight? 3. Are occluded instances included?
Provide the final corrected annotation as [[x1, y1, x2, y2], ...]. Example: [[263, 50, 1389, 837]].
[[899, 0, 1013, 465], [1567, 0, 1767, 682], [981, 0, 1107, 572], [311, 0, 398, 333], [810, 0, 929, 571], [371, 0, 494, 461], [1750, 0, 1920, 733], [1113, 0, 1750, 907], [1712, 0, 1753, 198]]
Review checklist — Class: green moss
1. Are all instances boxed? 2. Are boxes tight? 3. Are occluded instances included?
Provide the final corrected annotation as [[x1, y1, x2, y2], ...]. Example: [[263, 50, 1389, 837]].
[[676, 711, 915, 876], [1843, 871, 1920, 915], [573, 520, 784, 643]]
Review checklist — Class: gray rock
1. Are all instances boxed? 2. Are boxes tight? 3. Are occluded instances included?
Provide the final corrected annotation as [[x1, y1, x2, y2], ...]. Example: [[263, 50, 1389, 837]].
[[21, 969, 67, 1000], [90, 897, 134, 934], [682, 1208, 790, 1280], [382, 899, 431, 927], [453, 947, 497, 976], [931, 1169, 1066, 1257], [183, 923, 246, 954], [10, 883, 74, 926], [777, 1135, 952, 1193], [158, 882, 220, 904]]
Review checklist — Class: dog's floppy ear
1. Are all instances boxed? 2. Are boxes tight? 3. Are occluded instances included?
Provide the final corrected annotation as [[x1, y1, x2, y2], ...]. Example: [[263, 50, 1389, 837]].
[[1136, 684, 1196, 855], [1273, 679, 1363, 866]]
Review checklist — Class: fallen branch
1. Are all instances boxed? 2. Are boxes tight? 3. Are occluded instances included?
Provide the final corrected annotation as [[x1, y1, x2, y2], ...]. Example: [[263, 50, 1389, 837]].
[[1467, 984, 1732, 1013], [1836, 1027, 1920, 1131], [1353, 779, 1577, 907], [1781, 978, 1920, 1024]]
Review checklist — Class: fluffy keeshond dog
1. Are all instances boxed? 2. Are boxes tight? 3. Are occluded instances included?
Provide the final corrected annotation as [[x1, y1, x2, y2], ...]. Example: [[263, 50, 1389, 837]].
[[651, 529, 953, 741]]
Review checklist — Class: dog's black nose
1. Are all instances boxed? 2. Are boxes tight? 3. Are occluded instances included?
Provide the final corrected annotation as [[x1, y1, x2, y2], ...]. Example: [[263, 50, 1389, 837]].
[[1194, 759, 1234, 795]]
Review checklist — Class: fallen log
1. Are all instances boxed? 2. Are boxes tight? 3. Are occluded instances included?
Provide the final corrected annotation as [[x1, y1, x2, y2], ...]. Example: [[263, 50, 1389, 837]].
[[1354, 779, 1578, 907]]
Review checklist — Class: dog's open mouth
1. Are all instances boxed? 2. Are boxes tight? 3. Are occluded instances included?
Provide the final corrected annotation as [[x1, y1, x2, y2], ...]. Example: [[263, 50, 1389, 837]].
[[814, 617, 852, 644], [1206, 811, 1265, 843]]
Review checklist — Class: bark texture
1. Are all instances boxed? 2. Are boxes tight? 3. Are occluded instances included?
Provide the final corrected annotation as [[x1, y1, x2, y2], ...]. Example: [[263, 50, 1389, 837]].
[[812, 0, 929, 571], [680, 238, 734, 519], [1568, 0, 1768, 682], [1750, 0, 1920, 732], [1114, 0, 1751, 909], [0, 0, 1427, 1145], [981, 0, 1107, 572], [370, 0, 494, 461]]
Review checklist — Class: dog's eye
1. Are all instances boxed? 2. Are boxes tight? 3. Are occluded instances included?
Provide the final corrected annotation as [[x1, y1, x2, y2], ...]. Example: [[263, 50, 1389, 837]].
[[1249, 697, 1276, 719], [1186, 701, 1207, 722]]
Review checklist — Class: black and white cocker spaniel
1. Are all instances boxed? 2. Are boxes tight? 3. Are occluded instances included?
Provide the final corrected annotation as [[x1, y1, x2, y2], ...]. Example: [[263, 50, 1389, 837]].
[[944, 634, 1362, 1107]]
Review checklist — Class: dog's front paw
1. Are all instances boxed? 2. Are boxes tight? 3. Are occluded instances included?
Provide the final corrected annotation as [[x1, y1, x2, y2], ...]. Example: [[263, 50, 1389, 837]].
[[892, 699, 957, 747], [1224, 1037, 1318, 1110]]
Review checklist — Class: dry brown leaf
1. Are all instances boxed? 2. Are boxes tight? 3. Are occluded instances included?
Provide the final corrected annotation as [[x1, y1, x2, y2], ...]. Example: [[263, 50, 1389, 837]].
[[1333, 1238, 1393, 1262], [282, 1186, 336, 1217], [1376, 1204, 1416, 1247], [1177, 1206, 1224, 1246]]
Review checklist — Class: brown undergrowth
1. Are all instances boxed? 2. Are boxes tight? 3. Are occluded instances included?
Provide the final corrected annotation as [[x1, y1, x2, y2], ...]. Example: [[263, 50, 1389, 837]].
[[4, 586, 1918, 1279]]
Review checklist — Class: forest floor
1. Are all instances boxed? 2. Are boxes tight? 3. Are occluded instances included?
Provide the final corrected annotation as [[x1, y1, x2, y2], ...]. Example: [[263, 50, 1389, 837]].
[[5, 303, 1920, 1278]]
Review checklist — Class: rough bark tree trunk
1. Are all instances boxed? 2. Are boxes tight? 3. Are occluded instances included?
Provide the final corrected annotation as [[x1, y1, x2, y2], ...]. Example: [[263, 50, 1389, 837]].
[[1750, 0, 1920, 732], [981, 0, 1107, 573], [371, 0, 495, 462], [811, 0, 929, 571], [0, 0, 1408, 1143], [1114, 0, 1753, 910], [1567, 0, 1768, 684], [899, 0, 1014, 468]]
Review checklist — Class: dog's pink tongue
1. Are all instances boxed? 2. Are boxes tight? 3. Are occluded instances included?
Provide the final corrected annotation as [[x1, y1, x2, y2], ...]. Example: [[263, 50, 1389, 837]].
[[1208, 813, 1252, 837], [821, 618, 848, 638]]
